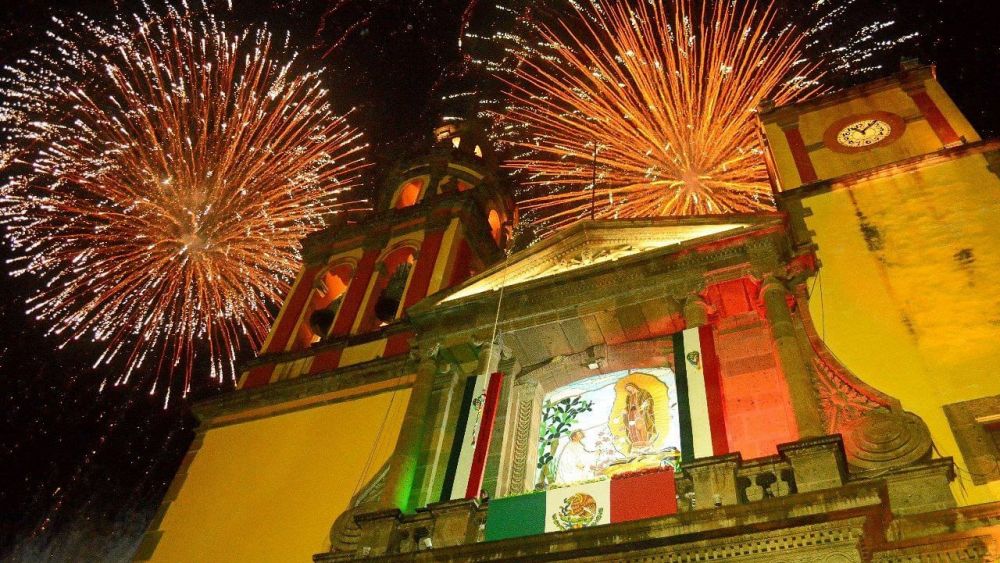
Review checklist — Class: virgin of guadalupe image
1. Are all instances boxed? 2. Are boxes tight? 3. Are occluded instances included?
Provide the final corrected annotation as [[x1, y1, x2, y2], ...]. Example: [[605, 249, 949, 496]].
[[555, 430, 595, 483], [622, 382, 656, 451]]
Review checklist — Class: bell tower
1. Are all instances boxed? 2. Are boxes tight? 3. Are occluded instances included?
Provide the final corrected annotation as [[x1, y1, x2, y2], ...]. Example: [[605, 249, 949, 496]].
[[758, 61, 1000, 505], [240, 121, 515, 388]]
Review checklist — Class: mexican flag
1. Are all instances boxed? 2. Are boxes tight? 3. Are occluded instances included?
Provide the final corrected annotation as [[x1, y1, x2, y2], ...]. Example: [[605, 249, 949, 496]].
[[674, 326, 728, 461], [484, 467, 676, 542], [442, 371, 504, 500]]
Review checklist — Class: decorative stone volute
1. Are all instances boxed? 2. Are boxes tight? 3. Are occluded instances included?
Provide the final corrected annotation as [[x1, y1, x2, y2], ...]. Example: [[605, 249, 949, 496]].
[[843, 410, 933, 472]]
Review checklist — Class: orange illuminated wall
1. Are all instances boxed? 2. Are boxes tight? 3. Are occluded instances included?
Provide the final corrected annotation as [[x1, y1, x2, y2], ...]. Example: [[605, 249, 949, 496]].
[[147, 387, 411, 563], [704, 278, 799, 459], [394, 178, 425, 208]]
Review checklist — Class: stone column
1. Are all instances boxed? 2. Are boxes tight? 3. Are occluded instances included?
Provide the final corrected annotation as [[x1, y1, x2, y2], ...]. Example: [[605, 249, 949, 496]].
[[482, 349, 521, 497], [760, 276, 825, 438], [380, 347, 440, 512], [684, 454, 741, 508], [501, 379, 542, 496], [682, 295, 710, 329]]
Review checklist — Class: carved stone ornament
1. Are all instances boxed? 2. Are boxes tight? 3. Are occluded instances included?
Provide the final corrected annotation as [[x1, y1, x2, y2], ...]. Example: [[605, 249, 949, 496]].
[[841, 410, 933, 471], [328, 464, 389, 553]]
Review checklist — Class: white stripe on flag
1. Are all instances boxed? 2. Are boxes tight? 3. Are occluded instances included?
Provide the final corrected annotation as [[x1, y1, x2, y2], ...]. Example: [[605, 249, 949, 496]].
[[449, 371, 494, 499], [544, 479, 612, 532], [683, 328, 713, 459]]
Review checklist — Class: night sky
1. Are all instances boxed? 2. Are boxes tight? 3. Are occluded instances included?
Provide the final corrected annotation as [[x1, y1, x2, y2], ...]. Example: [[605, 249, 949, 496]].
[[1, 1, 997, 560]]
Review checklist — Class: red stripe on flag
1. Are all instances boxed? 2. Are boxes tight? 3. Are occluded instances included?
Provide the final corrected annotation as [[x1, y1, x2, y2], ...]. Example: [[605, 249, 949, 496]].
[[464, 372, 504, 499], [610, 468, 677, 523], [699, 325, 729, 455]]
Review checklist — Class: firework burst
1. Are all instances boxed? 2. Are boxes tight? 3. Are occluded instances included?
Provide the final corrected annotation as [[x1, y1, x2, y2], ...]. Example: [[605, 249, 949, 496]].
[[499, 0, 822, 228], [0, 3, 368, 398]]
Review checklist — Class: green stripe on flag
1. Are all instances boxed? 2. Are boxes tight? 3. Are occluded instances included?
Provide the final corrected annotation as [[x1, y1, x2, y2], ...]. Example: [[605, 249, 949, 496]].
[[484, 490, 546, 541], [440, 375, 477, 501], [673, 331, 694, 464]]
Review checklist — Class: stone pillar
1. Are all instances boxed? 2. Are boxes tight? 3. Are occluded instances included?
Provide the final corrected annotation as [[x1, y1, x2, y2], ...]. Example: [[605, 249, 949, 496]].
[[426, 498, 481, 548], [353, 508, 402, 557], [380, 347, 440, 512], [760, 276, 825, 438], [778, 436, 847, 493], [684, 454, 741, 508], [501, 378, 542, 496], [482, 349, 521, 497]]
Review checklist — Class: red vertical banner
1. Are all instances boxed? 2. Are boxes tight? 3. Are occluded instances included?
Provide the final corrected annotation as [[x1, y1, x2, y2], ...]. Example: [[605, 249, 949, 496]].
[[464, 371, 504, 499]]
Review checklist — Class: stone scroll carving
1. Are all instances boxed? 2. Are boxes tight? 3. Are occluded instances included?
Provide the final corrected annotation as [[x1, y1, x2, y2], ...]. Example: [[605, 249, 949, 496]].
[[795, 290, 933, 472], [328, 463, 389, 554]]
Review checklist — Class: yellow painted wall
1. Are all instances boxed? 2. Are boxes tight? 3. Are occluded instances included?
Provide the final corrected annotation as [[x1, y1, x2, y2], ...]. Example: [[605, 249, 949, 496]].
[[800, 150, 1000, 504], [150, 388, 411, 563]]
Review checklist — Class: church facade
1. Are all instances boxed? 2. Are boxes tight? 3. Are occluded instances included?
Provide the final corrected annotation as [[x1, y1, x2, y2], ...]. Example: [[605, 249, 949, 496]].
[[137, 64, 1000, 562]]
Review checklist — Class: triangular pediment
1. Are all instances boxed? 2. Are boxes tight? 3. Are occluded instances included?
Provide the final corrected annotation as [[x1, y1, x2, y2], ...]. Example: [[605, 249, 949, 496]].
[[440, 215, 772, 303]]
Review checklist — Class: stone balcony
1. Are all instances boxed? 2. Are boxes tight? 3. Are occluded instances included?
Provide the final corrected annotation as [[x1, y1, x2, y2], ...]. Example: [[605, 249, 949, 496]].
[[313, 435, 998, 562]]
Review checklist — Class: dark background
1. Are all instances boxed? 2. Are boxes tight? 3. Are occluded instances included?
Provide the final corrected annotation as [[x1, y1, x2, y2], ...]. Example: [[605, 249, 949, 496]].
[[0, 0, 996, 559]]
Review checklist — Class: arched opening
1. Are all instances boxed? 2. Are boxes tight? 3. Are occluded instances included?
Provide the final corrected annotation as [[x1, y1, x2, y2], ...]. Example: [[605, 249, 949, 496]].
[[487, 209, 503, 245], [359, 246, 417, 332], [394, 179, 424, 209], [293, 263, 353, 349]]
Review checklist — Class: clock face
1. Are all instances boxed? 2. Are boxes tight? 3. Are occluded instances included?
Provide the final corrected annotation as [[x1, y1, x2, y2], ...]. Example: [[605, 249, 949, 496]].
[[836, 119, 892, 148]]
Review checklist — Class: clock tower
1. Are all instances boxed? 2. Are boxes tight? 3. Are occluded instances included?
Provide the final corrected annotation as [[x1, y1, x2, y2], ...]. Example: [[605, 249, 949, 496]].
[[758, 61, 979, 191], [758, 61, 1000, 505]]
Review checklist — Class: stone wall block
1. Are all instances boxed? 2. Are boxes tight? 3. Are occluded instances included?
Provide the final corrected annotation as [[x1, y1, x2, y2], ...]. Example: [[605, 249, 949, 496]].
[[684, 454, 741, 508], [880, 458, 956, 516], [779, 435, 848, 493], [426, 499, 481, 548], [353, 508, 403, 557]]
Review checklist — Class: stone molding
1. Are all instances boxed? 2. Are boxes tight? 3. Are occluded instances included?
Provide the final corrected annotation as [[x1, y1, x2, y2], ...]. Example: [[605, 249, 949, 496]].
[[943, 395, 1000, 485]]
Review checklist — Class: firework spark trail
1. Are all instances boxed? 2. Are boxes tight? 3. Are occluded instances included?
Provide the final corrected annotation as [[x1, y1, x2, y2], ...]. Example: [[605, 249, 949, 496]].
[[449, 0, 916, 126], [499, 0, 823, 228], [0, 2, 368, 399], [441, 0, 917, 237]]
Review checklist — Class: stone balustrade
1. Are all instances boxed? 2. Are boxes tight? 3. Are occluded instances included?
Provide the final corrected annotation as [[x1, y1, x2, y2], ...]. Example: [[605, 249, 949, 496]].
[[676, 434, 845, 511], [316, 434, 956, 561]]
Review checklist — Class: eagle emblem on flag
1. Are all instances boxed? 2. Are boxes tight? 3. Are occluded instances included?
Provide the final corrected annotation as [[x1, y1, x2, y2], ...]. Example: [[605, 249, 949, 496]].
[[552, 492, 604, 530]]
